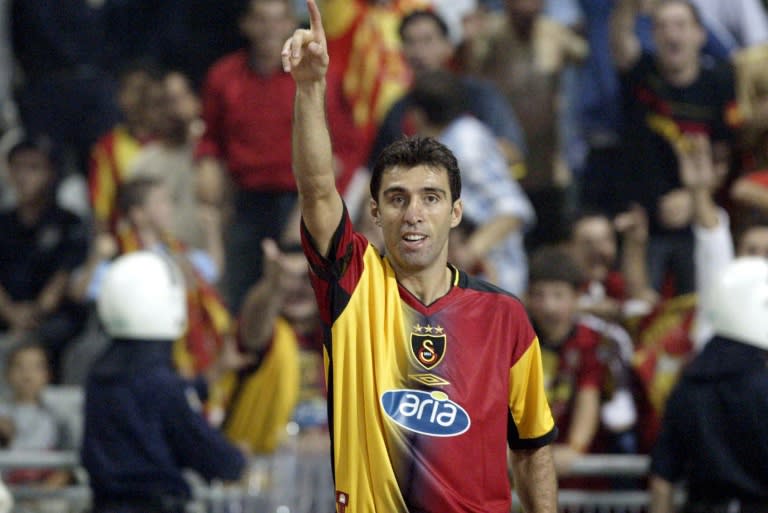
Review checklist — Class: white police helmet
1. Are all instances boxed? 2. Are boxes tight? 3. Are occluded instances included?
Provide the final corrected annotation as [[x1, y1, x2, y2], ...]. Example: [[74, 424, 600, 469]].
[[705, 257, 768, 350], [97, 251, 187, 340]]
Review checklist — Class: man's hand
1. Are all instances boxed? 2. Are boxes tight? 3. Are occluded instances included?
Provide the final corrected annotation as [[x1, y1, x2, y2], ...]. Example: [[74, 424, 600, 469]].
[[282, 0, 329, 83], [657, 188, 693, 229], [615, 204, 649, 246], [2, 301, 39, 332], [674, 133, 719, 191]]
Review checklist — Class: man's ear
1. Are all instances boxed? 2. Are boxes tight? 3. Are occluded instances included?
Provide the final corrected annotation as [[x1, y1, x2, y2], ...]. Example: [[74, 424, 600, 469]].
[[370, 199, 381, 226], [450, 199, 463, 228]]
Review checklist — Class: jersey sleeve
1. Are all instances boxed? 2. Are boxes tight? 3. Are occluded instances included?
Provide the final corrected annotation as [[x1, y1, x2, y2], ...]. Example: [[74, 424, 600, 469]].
[[300, 204, 371, 326], [507, 330, 558, 450]]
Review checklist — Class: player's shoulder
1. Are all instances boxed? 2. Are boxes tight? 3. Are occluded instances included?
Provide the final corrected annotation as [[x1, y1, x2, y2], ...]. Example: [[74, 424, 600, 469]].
[[458, 271, 525, 309]]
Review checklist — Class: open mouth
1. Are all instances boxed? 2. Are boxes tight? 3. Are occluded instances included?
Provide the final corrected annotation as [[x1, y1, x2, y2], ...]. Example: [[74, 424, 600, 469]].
[[402, 233, 427, 249]]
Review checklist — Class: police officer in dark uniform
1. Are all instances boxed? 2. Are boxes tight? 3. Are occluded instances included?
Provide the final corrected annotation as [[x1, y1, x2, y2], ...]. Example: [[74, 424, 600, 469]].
[[81, 251, 246, 513], [649, 257, 768, 513]]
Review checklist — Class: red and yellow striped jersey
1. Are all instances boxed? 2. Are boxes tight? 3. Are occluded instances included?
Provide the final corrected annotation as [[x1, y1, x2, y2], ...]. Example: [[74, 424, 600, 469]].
[[301, 208, 556, 513], [88, 125, 146, 233]]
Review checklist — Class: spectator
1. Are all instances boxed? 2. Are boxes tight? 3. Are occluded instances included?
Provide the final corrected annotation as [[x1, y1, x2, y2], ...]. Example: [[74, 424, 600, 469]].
[[649, 257, 768, 513], [88, 61, 161, 236], [576, 0, 652, 216], [613, 203, 698, 451], [370, 9, 526, 171], [0, 342, 72, 488], [526, 247, 636, 477], [674, 133, 768, 350], [72, 176, 231, 379], [81, 251, 246, 513], [195, 0, 364, 311], [129, 70, 224, 273], [321, 0, 429, 145], [0, 137, 88, 381], [569, 210, 628, 321], [226, 237, 333, 513], [407, 70, 535, 294], [609, 0, 738, 295], [467, 0, 588, 249]]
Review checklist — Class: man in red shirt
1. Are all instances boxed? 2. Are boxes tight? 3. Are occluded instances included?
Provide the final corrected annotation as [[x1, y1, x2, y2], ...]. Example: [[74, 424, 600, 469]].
[[196, 0, 363, 310]]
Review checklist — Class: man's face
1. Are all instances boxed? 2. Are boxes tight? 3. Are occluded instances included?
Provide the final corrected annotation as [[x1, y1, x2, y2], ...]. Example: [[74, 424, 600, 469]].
[[7, 348, 49, 403], [118, 70, 152, 125], [279, 252, 318, 323], [165, 72, 200, 126], [240, 1, 296, 62], [653, 2, 705, 74], [371, 165, 462, 275], [401, 17, 453, 75], [570, 216, 617, 283], [142, 79, 175, 138], [526, 281, 577, 340], [737, 226, 768, 258], [7, 149, 54, 205], [140, 184, 175, 235]]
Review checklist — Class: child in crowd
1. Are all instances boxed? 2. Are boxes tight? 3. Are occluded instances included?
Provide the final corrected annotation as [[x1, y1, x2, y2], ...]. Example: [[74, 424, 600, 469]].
[[526, 246, 638, 480], [0, 342, 71, 488]]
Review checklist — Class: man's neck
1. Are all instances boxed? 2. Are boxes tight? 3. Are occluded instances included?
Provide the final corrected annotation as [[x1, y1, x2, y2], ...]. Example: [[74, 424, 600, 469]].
[[510, 16, 536, 43], [249, 50, 281, 76], [661, 60, 700, 88], [540, 323, 574, 347], [396, 264, 453, 306], [17, 199, 48, 226]]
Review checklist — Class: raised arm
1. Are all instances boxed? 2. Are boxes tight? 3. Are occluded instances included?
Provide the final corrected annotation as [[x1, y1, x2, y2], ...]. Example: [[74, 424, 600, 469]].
[[675, 134, 721, 230], [283, 0, 343, 257], [239, 239, 290, 352], [610, 0, 642, 71]]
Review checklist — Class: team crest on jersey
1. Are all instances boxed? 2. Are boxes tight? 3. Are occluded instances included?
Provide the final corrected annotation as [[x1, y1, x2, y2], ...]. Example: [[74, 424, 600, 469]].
[[411, 324, 446, 370]]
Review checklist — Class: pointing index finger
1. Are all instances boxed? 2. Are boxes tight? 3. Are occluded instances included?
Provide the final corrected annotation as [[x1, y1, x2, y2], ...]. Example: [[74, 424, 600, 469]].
[[307, 0, 325, 39]]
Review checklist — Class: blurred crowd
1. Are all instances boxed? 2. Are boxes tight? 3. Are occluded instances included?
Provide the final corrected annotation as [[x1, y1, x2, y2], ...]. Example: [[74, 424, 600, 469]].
[[2, 0, 768, 508]]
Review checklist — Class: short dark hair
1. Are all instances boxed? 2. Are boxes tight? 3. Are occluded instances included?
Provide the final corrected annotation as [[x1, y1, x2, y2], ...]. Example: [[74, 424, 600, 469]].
[[117, 176, 163, 214], [7, 134, 59, 171], [116, 57, 164, 87], [567, 207, 613, 240], [735, 215, 768, 244], [528, 246, 584, 290], [653, 0, 703, 27], [370, 136, 462, 203], [409, 70, 469, 127], [399, 9, 450, 41]]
